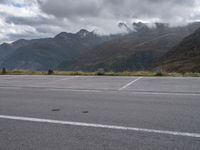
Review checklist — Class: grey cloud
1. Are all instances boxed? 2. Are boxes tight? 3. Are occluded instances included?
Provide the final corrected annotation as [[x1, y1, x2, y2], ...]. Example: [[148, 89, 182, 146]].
[[37, 0, 200, 24], [0, 0, 9, 4], [5, 16, 48, 26], [38, 0, 102, 18], [1, 0, 200, 43], [6, 32, 49, 42], [4, 15, 67, 27]]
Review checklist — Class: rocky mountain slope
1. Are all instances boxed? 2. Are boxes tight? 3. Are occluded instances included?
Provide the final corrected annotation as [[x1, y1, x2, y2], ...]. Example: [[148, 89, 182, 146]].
[[156, 27, 200, 72]]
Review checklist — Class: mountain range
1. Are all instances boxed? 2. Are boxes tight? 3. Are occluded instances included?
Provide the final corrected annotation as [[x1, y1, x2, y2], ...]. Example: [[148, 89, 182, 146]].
[[0, 29, 110, 70], [0, 22, 200, 72]]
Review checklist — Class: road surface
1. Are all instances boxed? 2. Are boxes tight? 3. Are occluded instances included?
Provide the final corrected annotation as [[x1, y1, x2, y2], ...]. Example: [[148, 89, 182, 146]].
[[0, 75, 200, 150]]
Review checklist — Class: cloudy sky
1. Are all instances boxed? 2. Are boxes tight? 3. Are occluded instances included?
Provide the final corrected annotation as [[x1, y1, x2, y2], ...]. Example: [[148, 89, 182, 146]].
[[0, 0, 200, 43]]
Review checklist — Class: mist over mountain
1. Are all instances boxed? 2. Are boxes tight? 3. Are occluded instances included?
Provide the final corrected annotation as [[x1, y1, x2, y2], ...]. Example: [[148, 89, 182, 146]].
[[0, 22, 200, 72]]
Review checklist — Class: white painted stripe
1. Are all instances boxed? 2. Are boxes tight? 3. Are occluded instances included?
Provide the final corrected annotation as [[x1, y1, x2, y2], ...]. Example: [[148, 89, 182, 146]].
[[130, 91, 200, 96], [39, 76, 76, 85], [119, 77, 143, 90], [3, 75, 26, 80], [0, 86, 101, 93], [49, 88, 101, 93], [60, 76, 77, 81], [0, 86, 199, 96], [0, 115, 199, 138]]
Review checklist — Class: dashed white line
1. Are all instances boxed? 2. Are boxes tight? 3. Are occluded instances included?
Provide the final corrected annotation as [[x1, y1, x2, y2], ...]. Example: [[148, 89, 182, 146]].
[[119, 77, 143, 90], [0, 115, 199, 138]]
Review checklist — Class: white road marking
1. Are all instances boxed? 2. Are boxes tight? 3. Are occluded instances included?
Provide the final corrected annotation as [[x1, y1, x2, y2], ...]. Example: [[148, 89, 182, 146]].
[[0, 86, 101, 92], [130, 91, 200, 96], [60, 76, 77, 81], [2, 75, 26, 80], [0, 86, 199, 96], [0, 115, 199, 138], [49, 88, 101, 93], [119, 77, 143, 90], [39, 76, 77, 85]]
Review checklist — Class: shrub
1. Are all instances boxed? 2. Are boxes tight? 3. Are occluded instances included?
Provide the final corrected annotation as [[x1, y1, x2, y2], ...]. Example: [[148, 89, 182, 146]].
[[155, 71, 163, 76], [2, 68, 7, 74], [96, 68, 105, 76], [48, 69, 54, 75]]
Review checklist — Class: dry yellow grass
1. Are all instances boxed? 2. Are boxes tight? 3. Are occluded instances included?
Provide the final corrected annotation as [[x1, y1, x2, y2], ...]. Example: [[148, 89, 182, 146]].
[[0, 70, 200, 77]]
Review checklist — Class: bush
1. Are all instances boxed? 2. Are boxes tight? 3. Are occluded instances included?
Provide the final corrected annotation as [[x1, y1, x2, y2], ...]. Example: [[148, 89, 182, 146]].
[[96, 68, 105, 76], [96, 72, 105, 76], [155, 71, 163, 76], [2, 68, 7, 74], [48, 69, 54, 75]]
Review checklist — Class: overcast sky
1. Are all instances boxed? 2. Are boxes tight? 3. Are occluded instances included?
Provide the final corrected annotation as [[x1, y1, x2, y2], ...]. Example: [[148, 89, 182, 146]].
[[0, 0, 200, 43]]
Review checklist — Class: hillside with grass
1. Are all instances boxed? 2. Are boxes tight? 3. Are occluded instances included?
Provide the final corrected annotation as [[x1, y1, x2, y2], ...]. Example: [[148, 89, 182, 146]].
[[157, 27, 200, 72]]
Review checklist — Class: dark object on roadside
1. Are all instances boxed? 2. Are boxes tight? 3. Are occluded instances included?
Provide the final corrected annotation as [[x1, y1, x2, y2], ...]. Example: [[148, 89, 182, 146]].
[[48, 69, 54, 75], [155, 71, 163, 76], [51, 108, 60, 112], [96, 68, 105, 76], [82, 111, 89, 114], [2, 68, 6, 74]]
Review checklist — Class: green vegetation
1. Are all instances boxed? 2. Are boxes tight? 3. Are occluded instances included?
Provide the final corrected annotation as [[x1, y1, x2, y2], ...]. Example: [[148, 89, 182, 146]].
[[0, 70, 199, 77], [0, 70, 46, 75]]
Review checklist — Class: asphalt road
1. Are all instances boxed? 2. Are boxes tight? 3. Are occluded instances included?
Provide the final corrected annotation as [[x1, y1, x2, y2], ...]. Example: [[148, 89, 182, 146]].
[[0, 75, 200, 150]]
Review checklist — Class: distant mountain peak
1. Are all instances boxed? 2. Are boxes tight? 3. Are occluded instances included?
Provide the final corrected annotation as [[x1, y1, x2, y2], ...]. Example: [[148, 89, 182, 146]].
[[77, 29, 89, 33], [54, 29, 96, 40], [132, 22, 149, 32], [54, 32, 73, 39], [12, 39, 27, 45], [76, 29, 92, 38], [118, 22, 132, 33], [133, 22, 147, 26]]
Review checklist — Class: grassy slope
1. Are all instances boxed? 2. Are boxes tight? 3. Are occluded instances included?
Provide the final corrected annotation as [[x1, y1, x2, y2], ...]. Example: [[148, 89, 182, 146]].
[[158, 28, 200, 72]]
